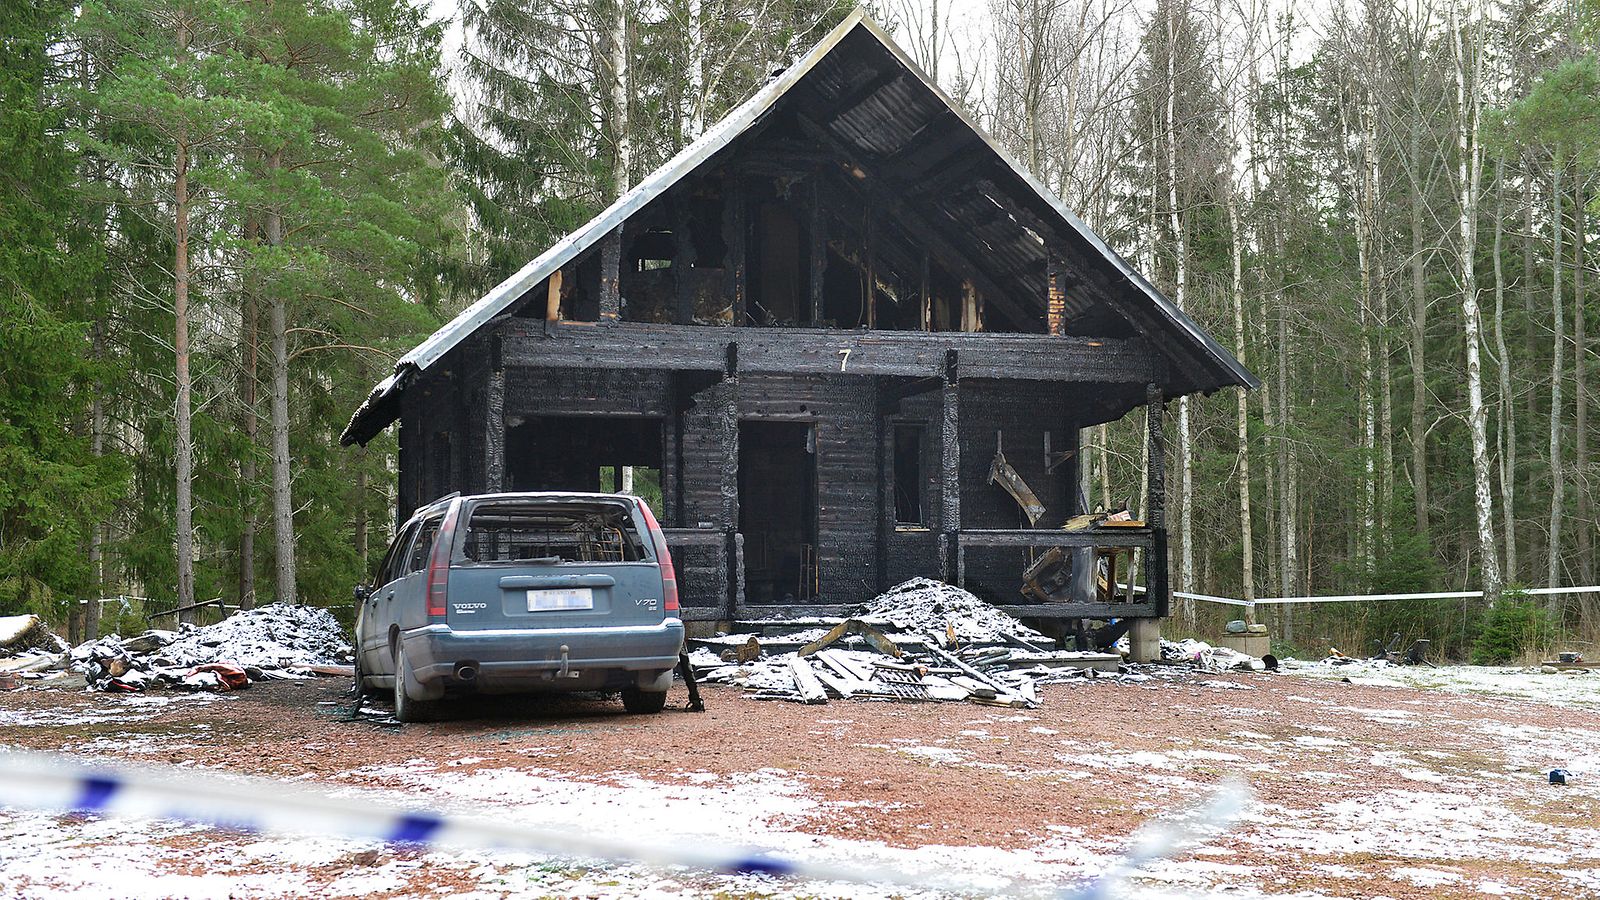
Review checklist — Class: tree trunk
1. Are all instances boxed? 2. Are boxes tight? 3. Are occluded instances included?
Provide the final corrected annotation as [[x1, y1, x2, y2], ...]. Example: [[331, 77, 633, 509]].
[[87, 319, 106, 639], [1165, 4, 1194, 614], [1228, 189, 1255, 607], [684, 0, 704, 140], [1452, 6, 1501, 597], [1492, 155, 1516, 583], [1549, 161, 1565, 591], [1343, 88, 1377, 573], [239, 225, 259, 611], [267, 149, 297, 606], [174, 133, 196, 623], [1408, 128, 1430, 540], [611, 0, 631, 199], [1573, 175, 1591, 613]]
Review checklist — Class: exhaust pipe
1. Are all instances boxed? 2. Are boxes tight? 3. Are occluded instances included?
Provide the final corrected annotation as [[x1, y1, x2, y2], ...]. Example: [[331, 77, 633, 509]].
[[453, 663, 478, 682]]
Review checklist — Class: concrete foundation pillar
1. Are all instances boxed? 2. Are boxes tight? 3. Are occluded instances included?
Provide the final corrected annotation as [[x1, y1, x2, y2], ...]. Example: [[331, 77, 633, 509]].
[[1128, 617, 1161, 663]]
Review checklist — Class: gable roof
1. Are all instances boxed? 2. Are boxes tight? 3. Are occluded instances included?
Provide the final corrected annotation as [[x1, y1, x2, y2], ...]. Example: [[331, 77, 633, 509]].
[[343, 10, 1255, 446]]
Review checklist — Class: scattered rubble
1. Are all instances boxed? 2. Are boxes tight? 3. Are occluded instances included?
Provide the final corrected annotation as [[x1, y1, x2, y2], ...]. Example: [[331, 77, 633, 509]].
[[65, 604, 353, 693], [1160, 638, 1264, 673], [690, 580, 1269, 707]]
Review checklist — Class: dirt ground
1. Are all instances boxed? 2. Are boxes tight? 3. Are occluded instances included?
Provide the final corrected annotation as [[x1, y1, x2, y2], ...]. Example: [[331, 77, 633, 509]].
[[3, 667, 1600, 899]]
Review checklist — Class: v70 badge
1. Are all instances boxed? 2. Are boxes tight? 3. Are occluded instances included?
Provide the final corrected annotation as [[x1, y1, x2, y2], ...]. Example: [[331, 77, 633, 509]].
[[635, 597, 659, 610]]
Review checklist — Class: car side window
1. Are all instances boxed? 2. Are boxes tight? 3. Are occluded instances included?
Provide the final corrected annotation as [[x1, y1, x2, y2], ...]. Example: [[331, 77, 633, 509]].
[[405, 516, 443, 575], [378, 522, 419, 586]]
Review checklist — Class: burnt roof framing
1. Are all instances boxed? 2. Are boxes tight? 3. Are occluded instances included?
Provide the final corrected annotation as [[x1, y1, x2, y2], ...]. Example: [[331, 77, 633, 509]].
[[341, 11, 1254, 448]]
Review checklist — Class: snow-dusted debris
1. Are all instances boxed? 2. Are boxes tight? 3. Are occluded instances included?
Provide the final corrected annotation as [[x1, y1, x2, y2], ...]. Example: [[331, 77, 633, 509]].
[[65, 604, 352, 692], [0, 614, 67, 656], [1161, 638, 1262, 673], [851, 577, 1046, 642], [150, 604, 351, 670]]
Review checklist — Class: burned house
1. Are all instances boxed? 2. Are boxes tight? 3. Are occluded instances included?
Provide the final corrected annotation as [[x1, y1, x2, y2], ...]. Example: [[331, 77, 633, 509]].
[[341, 12, 1255, 643]]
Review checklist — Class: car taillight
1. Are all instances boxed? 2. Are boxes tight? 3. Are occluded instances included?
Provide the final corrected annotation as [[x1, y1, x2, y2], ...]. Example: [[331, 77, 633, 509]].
[[425, 503, 459, 618], [638, 502, 679, 613]]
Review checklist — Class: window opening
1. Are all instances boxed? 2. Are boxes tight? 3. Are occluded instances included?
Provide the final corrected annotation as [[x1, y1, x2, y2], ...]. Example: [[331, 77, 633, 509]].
[[893, 424, 925, 526]]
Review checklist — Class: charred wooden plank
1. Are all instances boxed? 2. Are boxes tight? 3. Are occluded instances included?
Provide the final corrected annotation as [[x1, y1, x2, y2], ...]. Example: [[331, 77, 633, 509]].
[[958, 529, 1154, 549], [498, 322, 1155, 383]]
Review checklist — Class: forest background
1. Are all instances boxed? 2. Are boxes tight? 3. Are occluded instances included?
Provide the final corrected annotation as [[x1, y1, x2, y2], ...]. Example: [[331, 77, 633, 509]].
[[2, 0, 1596, 661]]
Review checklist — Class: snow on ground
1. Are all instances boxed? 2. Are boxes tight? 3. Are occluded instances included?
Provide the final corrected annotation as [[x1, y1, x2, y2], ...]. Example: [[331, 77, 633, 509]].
[[9, 662, 1600, 898], [1287, 657, 1600, 710]]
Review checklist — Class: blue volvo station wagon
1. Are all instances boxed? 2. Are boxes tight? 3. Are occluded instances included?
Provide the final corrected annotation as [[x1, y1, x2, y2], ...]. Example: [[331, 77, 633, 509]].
[[355, 492, 685, 722]]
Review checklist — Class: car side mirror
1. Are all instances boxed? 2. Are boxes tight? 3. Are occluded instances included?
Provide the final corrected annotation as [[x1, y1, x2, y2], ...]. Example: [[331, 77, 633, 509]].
[[354, 584, 372, 602]]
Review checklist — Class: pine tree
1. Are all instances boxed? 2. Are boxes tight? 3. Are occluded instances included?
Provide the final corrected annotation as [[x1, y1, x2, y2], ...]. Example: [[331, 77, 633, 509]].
[[0, 0, 124, 620]]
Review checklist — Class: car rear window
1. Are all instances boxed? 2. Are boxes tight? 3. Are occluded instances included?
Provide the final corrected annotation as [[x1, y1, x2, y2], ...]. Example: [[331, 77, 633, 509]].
[[461, 500, 649, 564]]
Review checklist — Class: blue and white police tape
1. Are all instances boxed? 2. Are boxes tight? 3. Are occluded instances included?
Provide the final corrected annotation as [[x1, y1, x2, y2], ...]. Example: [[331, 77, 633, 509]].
[[0, 750, 1250, 897]]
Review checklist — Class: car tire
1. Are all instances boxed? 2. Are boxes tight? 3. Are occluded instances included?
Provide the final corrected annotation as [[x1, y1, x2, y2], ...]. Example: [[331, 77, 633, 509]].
[[393, 646, 442, 723], [621, 688, 668, 714]]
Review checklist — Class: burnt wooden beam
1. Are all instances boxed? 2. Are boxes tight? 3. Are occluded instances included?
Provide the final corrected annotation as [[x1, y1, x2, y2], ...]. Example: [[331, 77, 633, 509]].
[[673, 199, 695, 325], [397, 403, 420, 525], [598, 227, 622, 322], [958, 528, 1153, 550], [720, 343, 740, 618], [484, 349, 506, 492], [993, 603, 1157, 620], [809, 178, 826, 325], [875, 376, 889, 593], [864, 196, 876, 328], [883, 117, 968, 172], [498, 321, 1157, 382], [721, 176, 746, 326], [876, 375, 941, 416], [1146, 382, 1169, 618], [828, 70, 905, 125], [661, 378, 680, 525], [919, 249, 930, 331], [938, 349, 959, 583]]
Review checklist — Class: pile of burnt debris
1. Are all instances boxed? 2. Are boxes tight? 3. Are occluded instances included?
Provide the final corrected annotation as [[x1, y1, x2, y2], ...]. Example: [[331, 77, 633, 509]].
[[690, 578, 1182, 707], [0, 604, 353, 693]]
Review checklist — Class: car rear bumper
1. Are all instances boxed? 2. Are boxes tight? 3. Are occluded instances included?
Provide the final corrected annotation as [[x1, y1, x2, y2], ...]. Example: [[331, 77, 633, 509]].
[[399, 620, 684, 697]]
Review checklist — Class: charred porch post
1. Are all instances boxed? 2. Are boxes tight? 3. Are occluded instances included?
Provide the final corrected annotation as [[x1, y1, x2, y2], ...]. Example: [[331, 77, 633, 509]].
[[939, 349, 960, 584], [720, 342, 741, 619], [1130, 381, 1167, 661]]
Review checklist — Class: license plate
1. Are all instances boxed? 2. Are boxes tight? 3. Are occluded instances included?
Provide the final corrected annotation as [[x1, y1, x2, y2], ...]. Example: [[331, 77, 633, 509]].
[[527, 588, 593, 611]]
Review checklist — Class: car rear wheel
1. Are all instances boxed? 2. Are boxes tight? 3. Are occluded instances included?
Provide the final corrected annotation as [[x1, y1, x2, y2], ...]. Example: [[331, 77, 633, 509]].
[[393, 646, 442, 723], [621, 688, 668, 714]]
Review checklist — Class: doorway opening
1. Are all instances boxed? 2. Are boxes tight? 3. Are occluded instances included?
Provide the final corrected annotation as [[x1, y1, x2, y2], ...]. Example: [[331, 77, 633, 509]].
[[505, 416, 663, 512], [738, 421, 817, 605]]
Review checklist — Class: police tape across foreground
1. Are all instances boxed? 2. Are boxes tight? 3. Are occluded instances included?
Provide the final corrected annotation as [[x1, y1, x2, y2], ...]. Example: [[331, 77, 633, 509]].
[[0, 750, 1249, 898]]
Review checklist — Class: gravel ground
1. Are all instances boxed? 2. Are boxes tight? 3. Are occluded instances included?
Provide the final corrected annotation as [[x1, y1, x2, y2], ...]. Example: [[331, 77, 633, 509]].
[[3, 667, 1600, 899]]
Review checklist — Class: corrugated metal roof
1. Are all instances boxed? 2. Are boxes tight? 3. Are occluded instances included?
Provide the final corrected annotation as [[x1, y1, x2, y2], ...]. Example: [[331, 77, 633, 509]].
[[342, 11, 1254, 446]]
